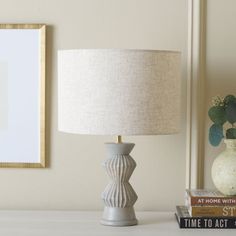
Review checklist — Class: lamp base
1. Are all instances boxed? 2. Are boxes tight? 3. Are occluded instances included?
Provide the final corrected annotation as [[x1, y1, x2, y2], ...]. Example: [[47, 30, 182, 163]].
[[101, 207, 137, 226], [101, 142, 138, 227]]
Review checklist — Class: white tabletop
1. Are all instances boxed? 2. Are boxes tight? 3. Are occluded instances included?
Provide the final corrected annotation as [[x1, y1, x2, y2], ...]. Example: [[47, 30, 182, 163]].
[[0, 210, 234, 236]]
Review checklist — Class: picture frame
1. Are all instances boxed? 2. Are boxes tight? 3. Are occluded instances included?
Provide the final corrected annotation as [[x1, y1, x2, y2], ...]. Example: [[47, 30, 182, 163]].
[[0, 24, 46, 168]]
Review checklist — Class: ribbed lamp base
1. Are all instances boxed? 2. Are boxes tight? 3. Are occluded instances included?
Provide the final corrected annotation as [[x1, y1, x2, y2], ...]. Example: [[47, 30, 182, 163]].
[[101, 207, 137, 226], [101, 143, 138, 227]]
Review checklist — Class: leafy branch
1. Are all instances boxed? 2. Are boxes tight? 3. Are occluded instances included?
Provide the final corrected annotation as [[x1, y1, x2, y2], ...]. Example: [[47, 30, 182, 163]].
[[208, 95, 236, 146]]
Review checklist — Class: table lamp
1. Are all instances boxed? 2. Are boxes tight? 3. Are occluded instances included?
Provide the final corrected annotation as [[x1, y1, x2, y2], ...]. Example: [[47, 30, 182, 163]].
[[58, 49, 181, 226]]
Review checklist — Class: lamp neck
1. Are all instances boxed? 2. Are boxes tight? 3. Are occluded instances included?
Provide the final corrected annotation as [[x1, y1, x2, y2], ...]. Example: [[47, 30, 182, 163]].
[[117, 135, 122, 143]]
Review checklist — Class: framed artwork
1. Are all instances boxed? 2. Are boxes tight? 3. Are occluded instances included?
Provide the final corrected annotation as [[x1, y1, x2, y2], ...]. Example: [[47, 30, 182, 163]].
[[0, 24, 46, 167]]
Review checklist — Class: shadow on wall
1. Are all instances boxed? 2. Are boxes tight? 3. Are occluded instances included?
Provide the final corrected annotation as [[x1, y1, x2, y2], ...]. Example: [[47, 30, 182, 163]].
[[45, 25, 54, 168]]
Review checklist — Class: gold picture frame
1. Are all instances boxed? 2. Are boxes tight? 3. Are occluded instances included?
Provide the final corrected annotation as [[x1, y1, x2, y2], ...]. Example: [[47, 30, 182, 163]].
[[0, 24, 46, 168]]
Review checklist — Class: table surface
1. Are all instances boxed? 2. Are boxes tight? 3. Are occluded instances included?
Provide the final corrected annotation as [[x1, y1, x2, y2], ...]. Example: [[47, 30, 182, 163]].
[[0, 210, 235, 236]]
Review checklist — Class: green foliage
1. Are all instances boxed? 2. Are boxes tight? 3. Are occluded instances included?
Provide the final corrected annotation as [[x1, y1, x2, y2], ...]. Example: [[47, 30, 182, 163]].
[[209, 124, 224, 146], [226, 128, 236, 139], [226, 102, 236, 124], [208, 106, 226, 125], [224, 95, 236, 105], [208, 95, 236, 147]]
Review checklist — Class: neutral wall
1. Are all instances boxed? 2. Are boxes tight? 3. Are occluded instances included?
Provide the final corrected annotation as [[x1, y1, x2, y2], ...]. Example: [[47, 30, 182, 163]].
[[204, 0, 236, 188], [0, 0, 187, 210]]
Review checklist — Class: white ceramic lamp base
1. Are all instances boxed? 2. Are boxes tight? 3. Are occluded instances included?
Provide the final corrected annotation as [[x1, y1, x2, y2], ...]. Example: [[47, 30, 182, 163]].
[[101, 143, 138, 226]]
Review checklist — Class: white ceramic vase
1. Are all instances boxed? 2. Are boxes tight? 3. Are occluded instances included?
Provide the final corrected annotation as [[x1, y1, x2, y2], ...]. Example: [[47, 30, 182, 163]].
[[212, 139, 236, 196]]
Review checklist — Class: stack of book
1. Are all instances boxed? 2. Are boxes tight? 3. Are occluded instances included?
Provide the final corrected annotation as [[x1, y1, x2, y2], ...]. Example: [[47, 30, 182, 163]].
[[176, 189, 236, 228]]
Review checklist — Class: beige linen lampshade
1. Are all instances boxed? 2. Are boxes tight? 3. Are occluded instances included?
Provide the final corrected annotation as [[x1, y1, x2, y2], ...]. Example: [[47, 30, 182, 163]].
[[58, 49, 181, 135]]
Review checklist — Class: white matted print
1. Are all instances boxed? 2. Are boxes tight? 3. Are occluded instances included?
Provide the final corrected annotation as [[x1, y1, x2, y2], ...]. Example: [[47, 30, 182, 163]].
[[0, 24, 45, 167]]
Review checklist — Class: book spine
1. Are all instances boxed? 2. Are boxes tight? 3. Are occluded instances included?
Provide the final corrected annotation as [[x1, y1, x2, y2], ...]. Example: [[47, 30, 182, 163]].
[[189, 206, 236, 217], [190, 196, 236, 206], [178, 217, 236, 228]]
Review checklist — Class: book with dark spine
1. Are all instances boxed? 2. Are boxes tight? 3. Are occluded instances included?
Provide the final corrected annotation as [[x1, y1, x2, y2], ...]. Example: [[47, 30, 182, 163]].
[[185, 189, 236, 206], [176, 206, 236, 229]]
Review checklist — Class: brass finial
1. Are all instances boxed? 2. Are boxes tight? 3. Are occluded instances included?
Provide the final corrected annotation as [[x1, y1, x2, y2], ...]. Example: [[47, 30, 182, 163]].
[[117, 135, 122, 143]]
